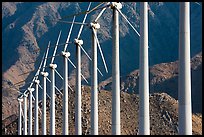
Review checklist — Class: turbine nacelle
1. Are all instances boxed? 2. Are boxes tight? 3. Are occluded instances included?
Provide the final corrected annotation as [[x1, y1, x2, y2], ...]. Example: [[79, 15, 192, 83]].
[[74, 39, 83, 46], [61, 51, 70, 58], [41, 72, 49, 77], [110, 2, 122, 10], [23, 92, 28, 97], [18, 97, 23, 102], [90, 22, 100, 30], [34, 79, 40, 84], [28, 87, 35, 93], [49, 64, 57, 69]]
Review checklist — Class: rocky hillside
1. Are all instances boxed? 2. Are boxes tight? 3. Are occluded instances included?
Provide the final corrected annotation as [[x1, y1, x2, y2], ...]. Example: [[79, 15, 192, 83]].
[[2, 86, 202, 135], [99, 52, 202, 113]]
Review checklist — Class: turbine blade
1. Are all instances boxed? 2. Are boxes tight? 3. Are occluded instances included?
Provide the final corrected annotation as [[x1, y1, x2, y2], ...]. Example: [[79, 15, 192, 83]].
[[77, 2, 92, 39], [53, 69, 74, 92], [31, 52, 46, 81], [58, 42, 73, 47], [42, 41, 51, 72], [64, 16, 76, 52], [32, 94, 35, 101], [57, 20, 88, 25], [115, 7, 140, 37], [39, 84, 43, 90], [195, 2, 201, 6], [46, 93, 51, 99], [81, 73, 89, 84], [59, 2, 104, 20], [20, 107, 24, 118], [68, 85, 74, 92], [28, 81, 34, 88], [16, 90, 23, 95], [51, 30, 62, 64], [79, 45, 92, 61], [92, 28, 108, 73], [97, 68, 103, 77], [67, 52, 103, 76], [46, 76, 62, 95], [38, 107, 42, 115], [67, 58, 76, 68], [46, 77, 51, 83], [55, 69, 64, 80], [55, 86, 63, 95], [94, 2, 110, 22]]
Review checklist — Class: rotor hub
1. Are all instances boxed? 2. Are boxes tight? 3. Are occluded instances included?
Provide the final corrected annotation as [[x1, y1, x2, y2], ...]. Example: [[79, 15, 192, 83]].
[[90, 22, 100, 29], [34, 79, 40, 84], [18, 97, 23, 102], [23, 92, 28, 97], [28, 87, 35, 92], [110, 2, 122, 10], [41, 72, 49, 77], [61, 51, 70, 58], [49, 64, 57, 69], [74, 39, 83, 46]]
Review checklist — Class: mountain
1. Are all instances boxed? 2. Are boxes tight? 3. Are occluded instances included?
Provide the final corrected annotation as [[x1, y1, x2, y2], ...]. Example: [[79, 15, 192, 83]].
[[2, 2, 202, 122], [99, 52, 202, 113], [2, 87, 202, 135]]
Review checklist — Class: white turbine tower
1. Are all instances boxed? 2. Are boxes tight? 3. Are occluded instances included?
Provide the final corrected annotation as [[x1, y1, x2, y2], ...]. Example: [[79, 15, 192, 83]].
[[109, 2, 140, 135], [40, 41, 51, 135], [33, 52, 46, 135], [90, 20, 109, 135], [18, 96, 23, 135], [139, 2, 150, 135], [28, 87, 35, 135], [23, 92, 28, 135], [74, 2, 92, 135], [178, 2, 192, 135], [61, 50, 70, 135], [110, 2, 122, 135], [90, 22, 99, 135], [61, 16, 75, 135], [49, 30, 61, 135], [34, 79, 40, 135]]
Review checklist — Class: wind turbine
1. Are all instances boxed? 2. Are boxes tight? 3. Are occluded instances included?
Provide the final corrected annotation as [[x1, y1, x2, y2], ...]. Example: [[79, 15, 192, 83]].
[[33, 52, 46, 135], [139, 2, 150, 135], [49, 30, 64, 135], [178, 2, 192, 135], [28, 87, 35, 135], [34, 79, 40, 135], [89, 4, 111, 134], [74, 2, 92, 135], [18, 96, 24, 135], [40, 41, 51, 135], [61, 15, 75, 135], [6, 81, 34, 135], [23, 92, 28, 135], [95, 2, 140, 135]]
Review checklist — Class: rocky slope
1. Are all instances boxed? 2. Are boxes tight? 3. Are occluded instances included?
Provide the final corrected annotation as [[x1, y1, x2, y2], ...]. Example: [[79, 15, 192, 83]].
[[2, 86, 202, 135], [99, 52, 202, 113]]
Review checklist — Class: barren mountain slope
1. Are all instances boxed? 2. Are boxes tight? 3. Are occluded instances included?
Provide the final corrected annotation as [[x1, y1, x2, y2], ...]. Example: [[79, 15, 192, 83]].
[[2, 86, 202, 135], [99, 52, 202, 113]]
